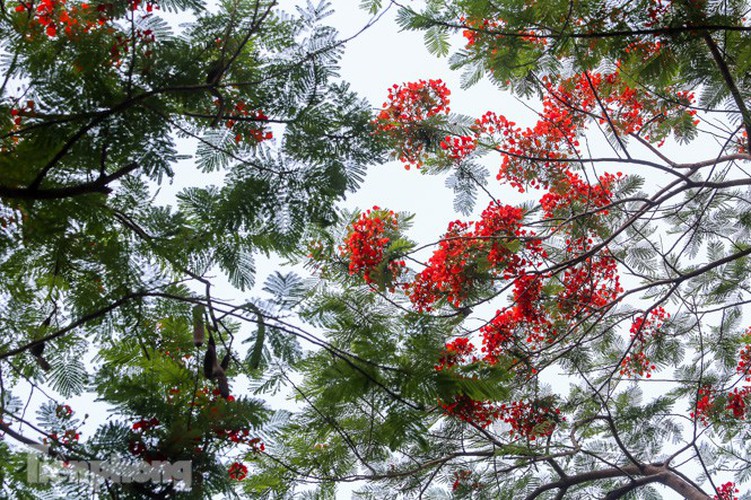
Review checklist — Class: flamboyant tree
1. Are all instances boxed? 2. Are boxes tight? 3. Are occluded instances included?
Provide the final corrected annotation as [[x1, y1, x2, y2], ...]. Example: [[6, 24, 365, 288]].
[[247, 1, 751, 499], [0, 0, 386, 497]]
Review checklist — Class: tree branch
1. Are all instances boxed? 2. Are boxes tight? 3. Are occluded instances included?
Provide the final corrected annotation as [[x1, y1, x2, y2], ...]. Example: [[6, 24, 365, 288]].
[[0, 162, 139, 200], [523, 463, 710, 500], [703, 32, 751, 152]]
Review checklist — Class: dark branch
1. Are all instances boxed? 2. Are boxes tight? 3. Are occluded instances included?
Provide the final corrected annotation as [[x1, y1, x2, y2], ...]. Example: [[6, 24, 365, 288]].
[[0, 162, 139, 200]]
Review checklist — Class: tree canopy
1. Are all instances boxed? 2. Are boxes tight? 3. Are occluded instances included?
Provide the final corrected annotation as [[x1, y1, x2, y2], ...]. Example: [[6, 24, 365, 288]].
[[3, 0, 751, 499], [250, 1, 751, 499], [0, 0, 384, 497]]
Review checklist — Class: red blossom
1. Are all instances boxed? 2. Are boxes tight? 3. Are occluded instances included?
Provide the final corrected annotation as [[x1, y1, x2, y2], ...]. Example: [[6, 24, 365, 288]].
[[737, 343, 751, 381], [435, 337, 475, 371], [556, 252, 622, 319], [132, 417, 159, 432], [228, 461, 248, 481], [498, 400, 562, 440], [128, 439, 146, 456], [55, 404, 73, 419], [620, 307, 669, 379], [690, 386, 715, 426], [373, 79, 451, 169], [725, 387, 750, 419], [714, 481, 740, 500], [339, 207, 404, 288], [439, 395, 500, 428], [16, 0, 123, 40], [439, 134, 476, 161], [222, 103, 273, 144], [466, 72, 694, 193], [407, 202, 531, 311]]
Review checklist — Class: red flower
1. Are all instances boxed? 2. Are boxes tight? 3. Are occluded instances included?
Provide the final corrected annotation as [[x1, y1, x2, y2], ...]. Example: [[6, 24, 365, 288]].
[[373, 79, 451, 169], [55, 404, 73, 419], [737, 342, 751, 381], [620, 308, 669, 379], [132, 417, 159, 431], [228, 462, 248, 481], [726, 387, 750, 419], [498, 400, 562, 440], [339, 207, 404, 288], [439, 395, 500, 429], [690, 386, 715, 426], [714, 481, 739, 500], [407, 202, 529, 311], [435, 337, 475, 371], [128, 439, 146, 456]]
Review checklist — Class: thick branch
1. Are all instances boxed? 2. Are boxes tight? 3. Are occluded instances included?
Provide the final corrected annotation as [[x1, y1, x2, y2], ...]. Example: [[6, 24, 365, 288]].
[[703, 32, 751, 151], [405, 9, 751, 40], [0, 162, 139, 200], [523, 464, 709, 500], [0, 291, 148, 361]]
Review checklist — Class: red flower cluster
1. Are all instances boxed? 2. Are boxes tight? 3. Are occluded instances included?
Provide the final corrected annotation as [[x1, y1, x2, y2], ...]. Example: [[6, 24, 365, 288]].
[[439, 394, 562, 440], [690, 337, 751, 424], [10, 101, 33, 125], [481, 309, 520, 362], [645, 0, 671, 28], [220, 100, 273, 144], [475, 203, 534, 267], [440, 134, 476, 162], [464, 71, 694, 193], [459, 16, 504, 48], [340, 207, 404, 288], [373, 79, 451, 169], [439, 395, 500, 428], [128, 439, 147, 456], [624, 39, 662, 59], [228, 461, 248, 481], [557, 253, 622, 319], [471, 110, 573, 193], [540, 171, 621, 220], [186, 385, 235, 409], [129, 0, 156, 11], [7, 101, 35, 146], [46, 428, 80, 445], [407, 203, 528, 311], [15, 0, 113, 38], [725, 387, 750, 419], [690, 386, 715, 426], [697, 340, 751, 422], [55, 404, 72, 419], [620, 307, 669, 379], [736, 130, 749, 154], [111, 26, 157, 66], [43, 404, 82, 446], [132, 417, 159, 432], [452, 469, 471, 491], [498, 400, 561, 440], [714, 481, 740, 500], [434, 336, 564, 437], [214, 428, 265, 452], [435, 337, 475, 371], [737, 343, 751, 381]]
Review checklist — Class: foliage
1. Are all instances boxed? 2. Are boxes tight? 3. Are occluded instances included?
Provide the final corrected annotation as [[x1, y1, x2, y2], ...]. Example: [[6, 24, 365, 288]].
[[5, 0, 751, 499], [249, 1, 751, 499], [0, 0, 384, 497]]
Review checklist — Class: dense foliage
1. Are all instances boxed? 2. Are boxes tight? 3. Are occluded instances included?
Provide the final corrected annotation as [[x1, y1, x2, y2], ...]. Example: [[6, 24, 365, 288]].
[[248, 1, 751, 499], [5, 0, 751, 499], [0, 0, 384, 497]]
